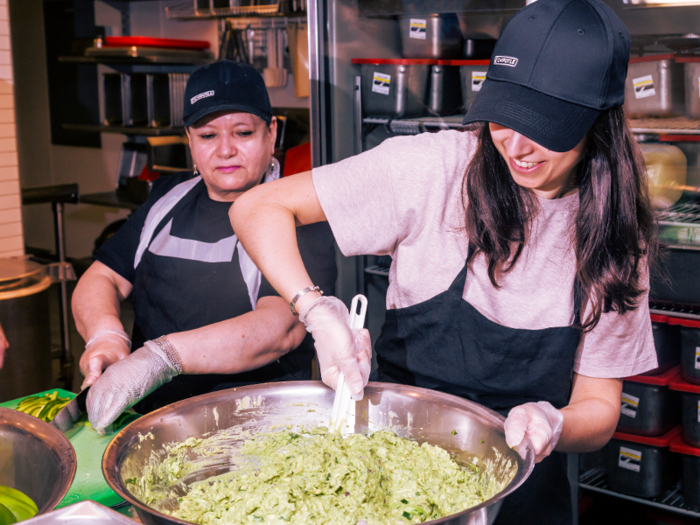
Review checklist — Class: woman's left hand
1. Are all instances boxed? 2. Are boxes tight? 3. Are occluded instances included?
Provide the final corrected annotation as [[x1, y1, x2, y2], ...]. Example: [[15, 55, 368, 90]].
[[504, 401, 564, 463]]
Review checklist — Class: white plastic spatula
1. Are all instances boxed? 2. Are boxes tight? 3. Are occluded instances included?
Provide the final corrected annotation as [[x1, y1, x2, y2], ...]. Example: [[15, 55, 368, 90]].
[[329, 294, 368, 433]]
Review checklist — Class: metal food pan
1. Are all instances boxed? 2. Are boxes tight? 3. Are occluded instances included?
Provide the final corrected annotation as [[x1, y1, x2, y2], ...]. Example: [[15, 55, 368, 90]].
[[625, 55, 685, 118], [427, 64, 463, 116], [102, 73, 124, 126], [399, 13, 462, 59], [124, 73, 149, 126], [148, 74, 172, 127], [103, 381, 534, 525]]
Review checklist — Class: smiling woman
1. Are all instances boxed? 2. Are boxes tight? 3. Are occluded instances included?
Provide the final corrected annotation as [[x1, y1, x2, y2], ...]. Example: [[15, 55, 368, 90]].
[[70, 60, 340, 432]]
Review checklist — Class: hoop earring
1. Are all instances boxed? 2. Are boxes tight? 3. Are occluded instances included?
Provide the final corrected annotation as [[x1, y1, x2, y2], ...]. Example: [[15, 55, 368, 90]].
[[193, 164, 199, 177], [269, 159, 274, 172]]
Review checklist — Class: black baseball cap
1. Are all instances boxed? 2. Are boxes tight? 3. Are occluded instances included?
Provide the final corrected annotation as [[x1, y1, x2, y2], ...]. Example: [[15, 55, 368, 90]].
[[462, 0, 630, 152], [183, 60, 273, 127]]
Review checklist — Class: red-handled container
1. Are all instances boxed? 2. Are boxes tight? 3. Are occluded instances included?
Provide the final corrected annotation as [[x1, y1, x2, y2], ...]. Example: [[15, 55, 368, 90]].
[[670, 374, 700, 448], [607, 426, 682, 498], [670, 434, 700, 509], [644, 314, 681, 376], [617, 365, 680, 437], [668, 316, 700, 384]]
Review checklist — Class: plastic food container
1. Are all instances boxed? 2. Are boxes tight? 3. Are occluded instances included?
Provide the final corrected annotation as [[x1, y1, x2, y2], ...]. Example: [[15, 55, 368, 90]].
[[670, 434, 700, 510], [678, 57, 700, 119], [669, 317, 700, 385], [428, 62, 463, 116], [624, 54, 685, 118], [353, 58, 435, 118], [643, 314, 681, 375], [617, 365, 680, 437], [398, 14, 462, 59], [607, 426, 681, 498], [437, 59, 489, 113], [670, 374, 700, 448], [641, 144, 688, 210]]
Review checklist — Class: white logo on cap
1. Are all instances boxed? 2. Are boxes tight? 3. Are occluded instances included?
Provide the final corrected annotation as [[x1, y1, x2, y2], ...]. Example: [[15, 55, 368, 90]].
[[494, 56, 518, 67], [191, 90, 215, 104]]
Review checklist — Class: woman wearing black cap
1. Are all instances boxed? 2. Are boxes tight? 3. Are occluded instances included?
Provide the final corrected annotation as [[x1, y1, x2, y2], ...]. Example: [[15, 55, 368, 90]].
[[71, 60, 340, 430], [231, 1, 657, 523]]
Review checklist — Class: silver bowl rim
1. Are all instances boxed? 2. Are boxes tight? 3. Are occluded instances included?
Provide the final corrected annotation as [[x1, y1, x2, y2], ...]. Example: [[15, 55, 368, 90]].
[[0, 406, 77, 514], [103, 381, 535, 524]]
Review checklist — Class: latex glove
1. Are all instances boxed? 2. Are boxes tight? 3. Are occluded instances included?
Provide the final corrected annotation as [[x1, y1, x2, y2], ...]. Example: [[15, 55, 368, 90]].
[[299, 296, 372, 400], [87, 341, 180, 430], [79, 329, 131, 389], [0, 323, 8, 369], [504, 401, 564, 463]]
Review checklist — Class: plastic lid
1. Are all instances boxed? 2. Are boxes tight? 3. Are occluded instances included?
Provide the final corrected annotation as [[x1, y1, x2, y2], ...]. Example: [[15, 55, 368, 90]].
[[437, 59, 491, 66], [670, 374, 700, 394], [351, 58, 438, 65], [612, 425, 681, 447], [670, 434, 700, 457], [650, 314, 668, 324], [668, 316, 700, 329], [104, 36, 210, 50], [625, 365, 680, 386], [629, 53, 676, 64]]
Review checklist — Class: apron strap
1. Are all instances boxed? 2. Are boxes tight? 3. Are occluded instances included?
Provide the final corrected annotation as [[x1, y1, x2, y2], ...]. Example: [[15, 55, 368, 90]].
[[449, 242, 584, 328]]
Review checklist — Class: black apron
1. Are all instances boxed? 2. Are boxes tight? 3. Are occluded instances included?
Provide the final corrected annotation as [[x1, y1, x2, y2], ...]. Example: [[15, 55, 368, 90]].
[[130, 182, 313, 414], [374, 245, 581, 525]]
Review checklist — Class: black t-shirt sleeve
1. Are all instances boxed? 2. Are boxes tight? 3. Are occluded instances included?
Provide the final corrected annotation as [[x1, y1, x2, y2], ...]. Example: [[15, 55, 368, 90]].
[[257, 222, 338, 299], [94, 172, 194, 283]]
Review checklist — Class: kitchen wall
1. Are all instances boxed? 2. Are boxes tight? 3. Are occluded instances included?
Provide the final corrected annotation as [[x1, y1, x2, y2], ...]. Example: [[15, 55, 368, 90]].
[[0, 0, 22, 258]]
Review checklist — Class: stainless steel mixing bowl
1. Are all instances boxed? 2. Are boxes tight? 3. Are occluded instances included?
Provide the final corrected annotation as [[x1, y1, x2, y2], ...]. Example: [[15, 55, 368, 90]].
[[0, 407, 77, 514], [103, 381, 534, 525]]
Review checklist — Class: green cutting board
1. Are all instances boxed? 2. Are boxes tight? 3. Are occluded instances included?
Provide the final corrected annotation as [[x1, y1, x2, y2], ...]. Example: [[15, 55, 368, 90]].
[[0, 389, 140, 508]]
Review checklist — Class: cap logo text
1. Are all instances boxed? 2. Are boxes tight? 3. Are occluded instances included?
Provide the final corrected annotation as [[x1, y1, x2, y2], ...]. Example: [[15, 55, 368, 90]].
[[191, 90, 215, 104], [494, 56, 518, 67]]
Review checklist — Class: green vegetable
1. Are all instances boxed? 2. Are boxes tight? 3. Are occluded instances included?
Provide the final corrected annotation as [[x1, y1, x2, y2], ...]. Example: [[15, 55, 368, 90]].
[[0, 503, 17, 525], [131, 428, 511, 525], [451, 430, 457, 436], [15, 392, 71, 423], [0, 486, 38, 522]]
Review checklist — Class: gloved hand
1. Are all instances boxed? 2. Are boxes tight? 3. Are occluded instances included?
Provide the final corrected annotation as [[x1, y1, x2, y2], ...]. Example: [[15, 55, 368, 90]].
[[504, 401, 564, 463], [79, 329, 131, 389], [86, 340, 180, 430], [299, 296, 372, 401]]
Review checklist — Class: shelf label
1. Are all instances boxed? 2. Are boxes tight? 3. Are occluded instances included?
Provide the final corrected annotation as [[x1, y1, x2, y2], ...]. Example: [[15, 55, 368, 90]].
[[633, 74, 656, 99], [472, 71, 486, 92], [619, 446, 642, 472], [409, 19, 427, 40], [372, 72, 391, 95], [621, 392, 639, 419]]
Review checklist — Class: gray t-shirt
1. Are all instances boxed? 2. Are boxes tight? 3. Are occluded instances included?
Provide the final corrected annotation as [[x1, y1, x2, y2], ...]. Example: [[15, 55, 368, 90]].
[[312, 130, 657, 378]]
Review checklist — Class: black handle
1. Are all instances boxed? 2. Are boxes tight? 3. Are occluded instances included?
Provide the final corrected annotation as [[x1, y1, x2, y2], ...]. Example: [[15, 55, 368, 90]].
[[22, 183, 79, 205]]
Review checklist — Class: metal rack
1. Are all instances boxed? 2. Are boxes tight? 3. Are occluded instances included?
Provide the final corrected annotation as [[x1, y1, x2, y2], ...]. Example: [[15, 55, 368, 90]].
[[579, 468, 700, 519], [165, 2, 296, 19]]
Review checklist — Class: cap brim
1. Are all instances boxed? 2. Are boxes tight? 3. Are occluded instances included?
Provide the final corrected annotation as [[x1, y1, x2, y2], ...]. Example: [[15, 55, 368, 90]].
[[462, 79, 600, 152], [183, 103, 273, 127]]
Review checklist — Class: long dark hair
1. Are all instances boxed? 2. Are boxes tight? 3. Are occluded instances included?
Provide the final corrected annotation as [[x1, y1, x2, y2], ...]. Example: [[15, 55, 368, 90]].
[[464, 106, 657, 331]]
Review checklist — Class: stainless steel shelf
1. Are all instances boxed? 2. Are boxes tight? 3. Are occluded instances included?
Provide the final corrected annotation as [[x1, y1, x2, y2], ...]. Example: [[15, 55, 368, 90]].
[[630, 117, 700, 135], [62, 124, 185, 136], [165, 3, 300, 19], [58, 55, 211, 65], [365, 265, 389, 278], [580, 468, 700, 518]]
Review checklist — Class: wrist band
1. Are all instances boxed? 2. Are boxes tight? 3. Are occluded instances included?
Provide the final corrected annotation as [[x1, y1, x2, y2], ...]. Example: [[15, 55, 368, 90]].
[[289, 286, 323, 316], [151, 336, 184, 374], [85, 329, 131, 350]]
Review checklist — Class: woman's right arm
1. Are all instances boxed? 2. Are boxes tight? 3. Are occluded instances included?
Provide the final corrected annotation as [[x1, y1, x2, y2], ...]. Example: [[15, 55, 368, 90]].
[[72, 261, 133, 388], [231, 171, 371, 398], [230, 171, 326, 311]]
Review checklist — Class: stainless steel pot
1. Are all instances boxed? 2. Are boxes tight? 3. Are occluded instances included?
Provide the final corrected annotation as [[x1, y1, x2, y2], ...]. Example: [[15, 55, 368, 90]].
[[103, 381, 534, 525], [0, 407, 77, 514]]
